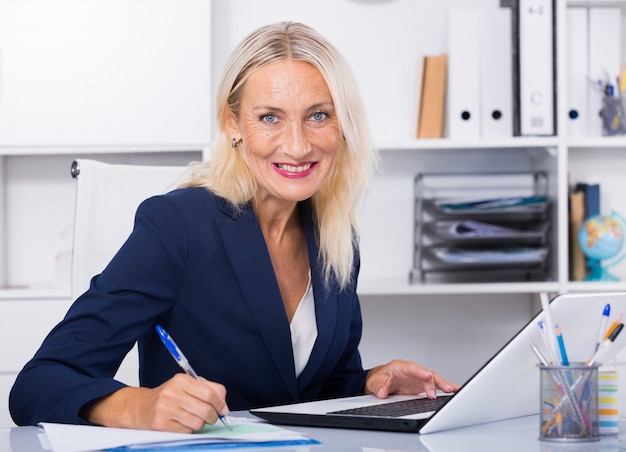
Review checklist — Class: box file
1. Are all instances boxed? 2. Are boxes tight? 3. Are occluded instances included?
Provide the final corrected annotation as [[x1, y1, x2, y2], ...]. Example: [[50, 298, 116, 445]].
[[413, 56, 425, 138], [500, 0, 522, 135], [566, 8, 589, 138], [518, 0, 555, 136], [480, 8, 513, 139], [447, 8, 513, 139], [447, 10, 481, 139]]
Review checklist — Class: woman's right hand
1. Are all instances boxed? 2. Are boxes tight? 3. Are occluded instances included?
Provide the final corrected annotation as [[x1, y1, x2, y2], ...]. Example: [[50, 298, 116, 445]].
[[81, 373, 230, 432]]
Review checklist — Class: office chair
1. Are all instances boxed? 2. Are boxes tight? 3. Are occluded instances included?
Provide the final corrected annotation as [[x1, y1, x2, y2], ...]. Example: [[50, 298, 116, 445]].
[[70, 159, 186, 384]]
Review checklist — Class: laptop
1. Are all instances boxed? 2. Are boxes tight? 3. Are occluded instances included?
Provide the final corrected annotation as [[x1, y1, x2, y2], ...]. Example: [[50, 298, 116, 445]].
[[251, 291, 626, 433]]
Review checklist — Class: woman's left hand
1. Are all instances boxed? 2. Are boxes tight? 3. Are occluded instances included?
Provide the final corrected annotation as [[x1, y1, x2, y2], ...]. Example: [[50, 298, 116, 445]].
[[365, 359, 461, 399]]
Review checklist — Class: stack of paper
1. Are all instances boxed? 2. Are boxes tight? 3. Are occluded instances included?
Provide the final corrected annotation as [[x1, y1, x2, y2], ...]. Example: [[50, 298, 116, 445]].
[[39, 417, 318, 452]]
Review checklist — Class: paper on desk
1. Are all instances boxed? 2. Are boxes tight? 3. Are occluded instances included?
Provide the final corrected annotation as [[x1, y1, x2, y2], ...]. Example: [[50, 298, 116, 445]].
[[40, 417, 316, 452]]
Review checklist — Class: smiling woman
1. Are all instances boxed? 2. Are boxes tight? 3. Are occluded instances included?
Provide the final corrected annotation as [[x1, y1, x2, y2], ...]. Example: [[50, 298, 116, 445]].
[[9, 21, 459, 433], [227, 60, 342, 205], [184, 21, 379, 291]]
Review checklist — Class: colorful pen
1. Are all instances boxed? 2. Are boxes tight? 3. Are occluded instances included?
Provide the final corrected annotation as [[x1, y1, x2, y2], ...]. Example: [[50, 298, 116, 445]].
[[538, 321, 557, 365], [555, 325, 569, 366], [588, 323, 624, 366], [540, 292, 560, 366], [156, 325, 233, 430], [603, 314, 624, 341], [529, 341, 550, 366]]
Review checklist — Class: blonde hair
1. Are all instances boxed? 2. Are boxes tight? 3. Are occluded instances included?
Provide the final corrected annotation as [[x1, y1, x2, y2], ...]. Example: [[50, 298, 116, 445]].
[[180, 21, 379, 290]]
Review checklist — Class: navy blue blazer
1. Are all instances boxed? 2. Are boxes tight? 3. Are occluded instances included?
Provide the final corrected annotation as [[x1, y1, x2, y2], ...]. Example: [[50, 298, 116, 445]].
[[10, 187, 368, 426]]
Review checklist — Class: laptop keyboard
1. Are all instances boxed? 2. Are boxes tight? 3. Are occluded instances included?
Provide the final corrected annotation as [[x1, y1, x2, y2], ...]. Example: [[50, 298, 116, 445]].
[[328, 395, 453, 417]]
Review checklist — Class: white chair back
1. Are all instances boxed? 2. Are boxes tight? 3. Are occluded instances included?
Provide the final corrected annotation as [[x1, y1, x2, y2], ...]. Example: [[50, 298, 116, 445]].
[[71, 159, 185, 301], [70, 159, 186, 385]]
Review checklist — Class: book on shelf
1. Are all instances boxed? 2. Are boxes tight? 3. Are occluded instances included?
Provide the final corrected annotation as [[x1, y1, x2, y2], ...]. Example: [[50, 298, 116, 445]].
[[575, 182, 601, 219], [571, 182, 601, 280], [417, 54, 447, 139], [569, 189, 585, 281]]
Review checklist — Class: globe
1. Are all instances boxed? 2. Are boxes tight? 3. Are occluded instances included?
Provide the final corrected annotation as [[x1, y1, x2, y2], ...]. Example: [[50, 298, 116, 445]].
[[578, 211, 626, 281]]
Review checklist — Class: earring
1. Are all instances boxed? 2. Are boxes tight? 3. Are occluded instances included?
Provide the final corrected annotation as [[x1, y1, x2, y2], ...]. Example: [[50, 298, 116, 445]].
[[231, 138, 237, 149]]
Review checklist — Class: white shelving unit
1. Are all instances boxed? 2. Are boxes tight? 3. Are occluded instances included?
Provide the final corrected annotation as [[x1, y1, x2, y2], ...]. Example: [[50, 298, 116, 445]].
[[2, 0, 621, 301]]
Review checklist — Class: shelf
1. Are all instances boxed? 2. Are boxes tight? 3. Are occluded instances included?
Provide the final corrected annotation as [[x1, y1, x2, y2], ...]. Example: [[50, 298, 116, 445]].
[[0, 286, 70, 301], [357, 278, 560, 296], [358, 279, 626, 296], [0, 145, 211, 156], [567, 137, 626, 149], [375, 137, 626, 153], [564, 281, 626, 293], [376, 137, 559, 152], [567, 0, 626, 12]]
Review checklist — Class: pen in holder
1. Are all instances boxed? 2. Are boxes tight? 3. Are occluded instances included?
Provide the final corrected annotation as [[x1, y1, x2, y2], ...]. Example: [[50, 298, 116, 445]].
[[601, 95, 626, 136], [539, 363, 599, 442]]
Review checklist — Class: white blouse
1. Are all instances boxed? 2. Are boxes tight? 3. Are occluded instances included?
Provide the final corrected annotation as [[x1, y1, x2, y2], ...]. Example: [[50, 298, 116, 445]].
[[289, 273, 317, 377]]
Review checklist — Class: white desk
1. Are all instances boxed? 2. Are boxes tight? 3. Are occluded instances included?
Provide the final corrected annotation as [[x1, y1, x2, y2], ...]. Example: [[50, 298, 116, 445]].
[[1, 415, 624, 451]]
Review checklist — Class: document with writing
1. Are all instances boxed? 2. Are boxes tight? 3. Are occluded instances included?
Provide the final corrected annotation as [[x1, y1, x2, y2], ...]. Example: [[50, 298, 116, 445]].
[[40, 417, 318, 452]]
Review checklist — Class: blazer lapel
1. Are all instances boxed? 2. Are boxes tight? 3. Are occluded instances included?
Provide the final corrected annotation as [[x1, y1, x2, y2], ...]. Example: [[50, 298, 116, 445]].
[[296, 201, 338, 391], [215, 200, 298, 400]]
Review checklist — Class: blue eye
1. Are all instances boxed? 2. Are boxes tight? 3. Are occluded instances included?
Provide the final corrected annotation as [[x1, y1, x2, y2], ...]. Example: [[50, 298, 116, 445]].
[[311, 111, 328, 121], [262, 114, 277, 123]]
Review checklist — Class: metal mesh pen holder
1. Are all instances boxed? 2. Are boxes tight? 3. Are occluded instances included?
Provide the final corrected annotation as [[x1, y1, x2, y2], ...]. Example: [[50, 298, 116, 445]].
[[539, 364, 599, 442], [601, 96, 626, 136]]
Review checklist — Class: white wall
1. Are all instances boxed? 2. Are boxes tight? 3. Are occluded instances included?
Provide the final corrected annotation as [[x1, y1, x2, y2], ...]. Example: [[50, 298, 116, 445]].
[[359, 293, 538, 384]]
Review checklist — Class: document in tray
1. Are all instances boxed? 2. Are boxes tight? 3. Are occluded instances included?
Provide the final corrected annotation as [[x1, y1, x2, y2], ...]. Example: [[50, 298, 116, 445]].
[[431, 247, 548, 264], [436, 195, 547, 211], [430, 220, 541, 239], [40, 417, 318, 452]]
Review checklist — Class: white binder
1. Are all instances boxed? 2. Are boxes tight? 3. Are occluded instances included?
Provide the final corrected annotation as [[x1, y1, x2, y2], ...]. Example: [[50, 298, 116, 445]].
[[587, 7, 621, 137], [519, 0, 555, 136], [480, 8, 513, 139], [413, 56, 425, 138], [566, 8, 589, 138], [447, 9, 481, 139]]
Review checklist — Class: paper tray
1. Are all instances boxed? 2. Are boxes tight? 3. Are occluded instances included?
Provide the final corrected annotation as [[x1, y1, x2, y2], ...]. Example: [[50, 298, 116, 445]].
[[424, 220, 549, 244], [426, 246, 549, 268], [423, 197, 549, 221]]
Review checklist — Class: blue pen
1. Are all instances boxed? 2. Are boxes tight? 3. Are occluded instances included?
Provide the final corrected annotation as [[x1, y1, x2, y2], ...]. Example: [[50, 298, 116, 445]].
[[538, 321, 557, 365], [555, 325, 569, 366], [156, 325, 233, 430], [593, 304, 611, 353]]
